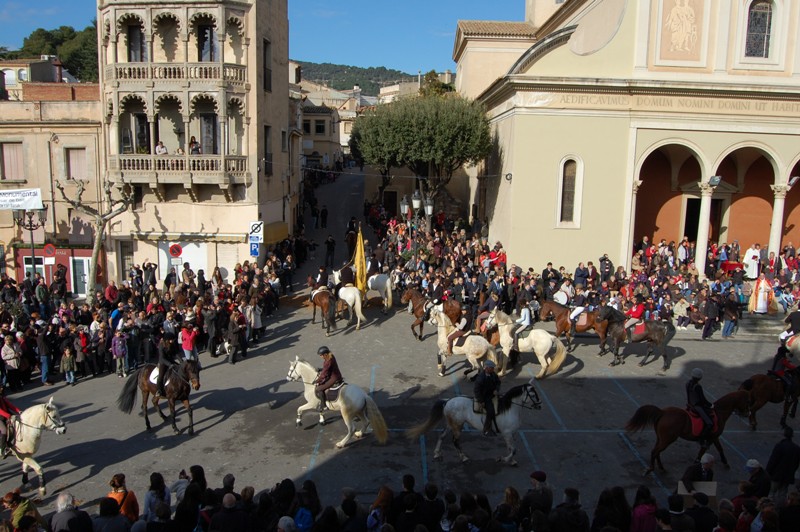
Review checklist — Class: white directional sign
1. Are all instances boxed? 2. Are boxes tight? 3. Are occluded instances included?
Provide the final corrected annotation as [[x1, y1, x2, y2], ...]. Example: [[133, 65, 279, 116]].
[[249, 221, 264, 243]]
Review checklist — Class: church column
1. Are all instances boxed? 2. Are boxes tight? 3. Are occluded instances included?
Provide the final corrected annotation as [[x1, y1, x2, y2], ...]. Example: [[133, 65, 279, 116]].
[[768, 184, 790, 255], [148, 116, 156, 154], [694, 182, 715, 280], [625, 179, 643, 271]]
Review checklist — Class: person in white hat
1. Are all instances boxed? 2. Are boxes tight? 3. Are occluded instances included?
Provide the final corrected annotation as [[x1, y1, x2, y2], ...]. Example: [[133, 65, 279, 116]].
[[745, 458, 771, 498], [686, 368, 714, 443]]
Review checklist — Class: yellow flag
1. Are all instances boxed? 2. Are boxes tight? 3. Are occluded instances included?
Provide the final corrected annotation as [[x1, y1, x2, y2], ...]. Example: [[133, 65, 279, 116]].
[[354, 227, 367, 295]]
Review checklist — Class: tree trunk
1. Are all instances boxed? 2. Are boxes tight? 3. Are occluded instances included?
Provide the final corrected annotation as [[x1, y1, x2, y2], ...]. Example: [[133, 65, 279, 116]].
[[87, 217, 107, 306]]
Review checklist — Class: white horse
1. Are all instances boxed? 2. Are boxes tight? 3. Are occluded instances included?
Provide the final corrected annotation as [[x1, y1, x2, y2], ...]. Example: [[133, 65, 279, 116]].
[[286, 357, 389, 448], [7, 397, 67, 496], [432, 309, 501, 378], [406, 381, 542, 465], [486, 309, 568, 379], [333, 267, 393, 315]]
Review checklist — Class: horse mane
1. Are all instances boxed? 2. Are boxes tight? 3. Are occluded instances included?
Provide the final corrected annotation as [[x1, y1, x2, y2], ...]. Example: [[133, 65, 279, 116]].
[[437, 312, 454, 327], [497, 384, 527, 414], [602, 306, 625, 323], [493, 310, 513, 326], [544, 299, 566, 310]]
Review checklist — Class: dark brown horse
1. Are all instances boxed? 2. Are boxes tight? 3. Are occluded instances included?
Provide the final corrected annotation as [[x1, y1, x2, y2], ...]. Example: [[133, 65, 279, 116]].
[[539, 300, 609, 354], [597, 305, 676, 372], [307, 277, 337, 337], [739, 370, 800, 430], [400, 288, 461, 341], [625, 390, 751, 474], [116, 360, 201, 435]]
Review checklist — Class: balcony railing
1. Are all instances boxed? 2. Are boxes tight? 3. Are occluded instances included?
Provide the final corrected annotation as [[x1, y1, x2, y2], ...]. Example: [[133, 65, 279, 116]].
[[105, 63, 247, 86], [108, 154, 249, 185]]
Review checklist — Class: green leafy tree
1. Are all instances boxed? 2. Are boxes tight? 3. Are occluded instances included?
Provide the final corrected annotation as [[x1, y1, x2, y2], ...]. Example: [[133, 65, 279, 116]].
[[58, 24, 99, 82], [349, 108, 399, 201], [419, 70, 454, 97]]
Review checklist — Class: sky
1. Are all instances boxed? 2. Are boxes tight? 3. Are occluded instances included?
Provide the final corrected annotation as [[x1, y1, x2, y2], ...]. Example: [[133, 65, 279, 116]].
[[0, 0, 524, 73]]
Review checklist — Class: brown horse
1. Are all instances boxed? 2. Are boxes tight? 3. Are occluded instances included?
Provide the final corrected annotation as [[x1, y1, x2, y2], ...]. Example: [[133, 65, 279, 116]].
[[625, 390, 751, 474], [739, 370, 800, 430], [116, 360, 201, 435], [400, 288, 461, 341], [539, 300, 609, 354], [597, 305, 676, 372], [307, 277, 337, 337]]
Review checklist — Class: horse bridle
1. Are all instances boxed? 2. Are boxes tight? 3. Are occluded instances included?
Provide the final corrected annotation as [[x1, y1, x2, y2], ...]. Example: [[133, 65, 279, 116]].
[[287, 362, 317, 386], [16, 407, 65, 432], [516, 384, 543, 410]]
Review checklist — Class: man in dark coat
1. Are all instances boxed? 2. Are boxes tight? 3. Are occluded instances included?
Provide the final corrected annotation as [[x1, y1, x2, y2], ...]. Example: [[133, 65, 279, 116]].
[[680, 453, 715, 493], [315, 346, 343, 412], [209, 494, 248, 531], [685, 492, 717, 532], [766, 425, 800, 502], [745, 459, 771, 498], [548, 488, 589, 532], [473, 360, 501, 436], [686, 368, 714, 442], [701, 294, 719, 340], [520, 471, 553, 532], [49, 492, 93, 532]]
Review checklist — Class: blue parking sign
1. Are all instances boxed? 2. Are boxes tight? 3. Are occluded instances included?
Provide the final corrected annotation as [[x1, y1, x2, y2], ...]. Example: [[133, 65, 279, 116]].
[[250, 243, 260, 257]]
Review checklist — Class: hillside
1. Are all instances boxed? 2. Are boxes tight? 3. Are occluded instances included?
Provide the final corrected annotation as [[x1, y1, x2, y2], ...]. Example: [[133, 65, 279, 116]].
[[293, 60, 416, 96]]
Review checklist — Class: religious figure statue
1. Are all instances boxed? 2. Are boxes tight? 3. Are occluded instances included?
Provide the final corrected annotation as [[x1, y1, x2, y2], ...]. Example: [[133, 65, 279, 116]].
[[665, 0, 697, 52]]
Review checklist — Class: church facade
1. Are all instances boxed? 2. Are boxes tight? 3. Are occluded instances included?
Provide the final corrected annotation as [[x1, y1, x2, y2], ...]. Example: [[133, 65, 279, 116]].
[[455, 0, 800, 276]]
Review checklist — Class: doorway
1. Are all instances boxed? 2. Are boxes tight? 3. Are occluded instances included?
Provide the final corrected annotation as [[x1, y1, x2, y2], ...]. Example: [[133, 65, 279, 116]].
[[684, 198, 723, 243], [383, 190, 398, 218], [71, 257, 91, 298]]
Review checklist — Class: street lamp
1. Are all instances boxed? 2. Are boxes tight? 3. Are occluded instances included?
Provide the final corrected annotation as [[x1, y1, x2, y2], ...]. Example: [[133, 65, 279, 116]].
[[400, 191, 435, 258], [13, 206, 48, 279]]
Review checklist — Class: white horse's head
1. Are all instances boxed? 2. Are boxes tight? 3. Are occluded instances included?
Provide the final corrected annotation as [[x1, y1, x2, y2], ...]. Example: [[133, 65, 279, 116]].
[[523, 382, 543, 410], [287, 356, 315, 383], [40, 397, 67, 435]]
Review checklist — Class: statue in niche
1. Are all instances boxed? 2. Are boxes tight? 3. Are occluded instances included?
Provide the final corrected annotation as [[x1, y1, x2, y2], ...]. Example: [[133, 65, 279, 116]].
[[664, 0, 697, 52]]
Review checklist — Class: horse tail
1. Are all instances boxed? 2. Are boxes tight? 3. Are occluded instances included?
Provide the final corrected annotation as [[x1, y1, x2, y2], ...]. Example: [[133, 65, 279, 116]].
[[354, 291, 366, 322], [365, 396, 388, 444], [406, 400, 446, 439], [116, 368, 144, 414], [625, 405, 663, 432], [662, 321, 677, 346], [327, 297, 337, 329], [385, 276, 393, 308], [544, 337, 568, 377]]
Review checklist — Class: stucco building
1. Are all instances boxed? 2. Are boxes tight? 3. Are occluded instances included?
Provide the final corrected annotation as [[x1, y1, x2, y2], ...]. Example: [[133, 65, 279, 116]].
[[99, 0, 295, 281], [455, 0, 800, 277]]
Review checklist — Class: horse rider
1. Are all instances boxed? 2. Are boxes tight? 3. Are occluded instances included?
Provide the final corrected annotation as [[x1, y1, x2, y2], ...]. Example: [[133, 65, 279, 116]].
[[686, 368, 714, 443], [568, 285, 588, 339], [315, 266, 329, 289], [423, 276, 445, 322], [156, 333, 181, 397], [771, 343, 798, 401], [474, 360, 501, 437], [315, 346, 343, 412], [513, 297, 533, 352], [475, 293, 500, 333], [345, 217, 358, 236], [447, 307, 472, 355], [366, 253, 382, 278], [624, 295, 646, 343], [779, 307, 800, 344], [0, 395, 21, 458]]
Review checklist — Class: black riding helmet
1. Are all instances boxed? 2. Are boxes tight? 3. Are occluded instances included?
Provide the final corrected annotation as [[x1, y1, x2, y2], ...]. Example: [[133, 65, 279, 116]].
[[317, 346, 331, 356]]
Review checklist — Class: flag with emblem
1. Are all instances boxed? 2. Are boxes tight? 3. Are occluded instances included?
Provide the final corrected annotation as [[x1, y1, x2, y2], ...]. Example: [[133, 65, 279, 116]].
[[354, 226, 367, 295]]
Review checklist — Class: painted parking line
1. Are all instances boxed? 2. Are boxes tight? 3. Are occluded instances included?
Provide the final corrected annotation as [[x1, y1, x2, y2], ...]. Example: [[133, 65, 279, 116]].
[[306, 426, 325, 480], [526, 368, 567, 430], [604, 369, 641, 407], [519, 431, 540, 470], [420, 435, 429, 485], [618, 432, 670, 495]]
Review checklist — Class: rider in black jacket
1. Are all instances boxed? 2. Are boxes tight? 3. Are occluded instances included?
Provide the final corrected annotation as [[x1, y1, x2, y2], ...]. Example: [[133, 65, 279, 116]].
[[474, 361, 501, 437]]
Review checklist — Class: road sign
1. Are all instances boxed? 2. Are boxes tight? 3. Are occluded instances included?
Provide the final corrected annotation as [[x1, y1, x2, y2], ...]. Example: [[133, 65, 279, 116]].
[[43, 243, 56, 257], [249, 221, 264, 243], [169, 243, 182, 258], [250, 243, 260, 257]]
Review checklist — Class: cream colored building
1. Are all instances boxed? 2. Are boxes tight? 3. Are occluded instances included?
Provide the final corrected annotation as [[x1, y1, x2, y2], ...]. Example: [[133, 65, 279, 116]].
[[456, 0, 800, 277], [0, 83, 104, 298], [99, 0, 295, 281]]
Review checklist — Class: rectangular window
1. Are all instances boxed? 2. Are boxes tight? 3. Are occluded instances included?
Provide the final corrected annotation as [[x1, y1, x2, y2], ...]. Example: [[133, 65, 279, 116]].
[[66, 148, 87, 180], [263, 125, 273, 176], [0, 143, 24, 181], [23, 256, 44, 279], [560, 160, 577, 223], [200, 114, 218, 155], [128, 25, 146, 62], [135, 114, 150, 153], [315, 120, 325, 135], [132, 185, 144, 211], [198, 25, 217, 62], [745, 2, 773, 58], [263, 39, 272, 92], [302, 120, 311, 135], [281, 130, 288, 152]]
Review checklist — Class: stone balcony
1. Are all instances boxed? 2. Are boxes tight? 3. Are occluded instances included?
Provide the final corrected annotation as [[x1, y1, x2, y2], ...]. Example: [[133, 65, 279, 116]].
[[108, 154, 250, 201], [105, 63, 247, 88]]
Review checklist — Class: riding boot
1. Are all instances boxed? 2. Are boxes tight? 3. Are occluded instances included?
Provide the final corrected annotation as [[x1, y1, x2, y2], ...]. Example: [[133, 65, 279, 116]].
[[626, 328, 632, 344], [569, 320, 577, 338], [156, 371, 166, 397], [483, 419, 496, 437]]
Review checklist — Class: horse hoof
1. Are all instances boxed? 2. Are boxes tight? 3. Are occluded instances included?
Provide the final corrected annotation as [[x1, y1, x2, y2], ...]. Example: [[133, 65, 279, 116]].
[[638, 361, 645, 367], [438, 371, 445, 378], [509, 460, 518, 467], [608, 361, 617, 367], [296, 420, 303, 427], [188, 429, 194, 436], [355, 431, 364, 438], [461, 456, 470, 463], [434, 454, 443, 462], [418, 336, 423, 342], [335, 443, 345, 449], [325, 332, 330, 337]]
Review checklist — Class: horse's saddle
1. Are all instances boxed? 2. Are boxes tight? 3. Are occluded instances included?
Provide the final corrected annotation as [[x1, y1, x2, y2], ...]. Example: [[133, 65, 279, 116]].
[[787, 335, 800, 350], [324, 381, 346, 402], [576, 313, 589, 327], [518, 328, 533, 340], [148, 367, 172, 387], [453, 333, 472, 349], [473, 397, 499, 415], [687, 409, 718, 437], [633, 321, 646, 335], [311, 287, 329, 300]]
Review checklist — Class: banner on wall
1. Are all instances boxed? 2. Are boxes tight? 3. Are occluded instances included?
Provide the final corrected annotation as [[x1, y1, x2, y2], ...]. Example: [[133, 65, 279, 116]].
[[0, 189, 43, 210]]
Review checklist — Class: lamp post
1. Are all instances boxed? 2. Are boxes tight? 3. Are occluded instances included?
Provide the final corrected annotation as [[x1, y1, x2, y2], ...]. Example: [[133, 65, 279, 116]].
[[400, 190, 434, 258], [13, 206, 48, 279]]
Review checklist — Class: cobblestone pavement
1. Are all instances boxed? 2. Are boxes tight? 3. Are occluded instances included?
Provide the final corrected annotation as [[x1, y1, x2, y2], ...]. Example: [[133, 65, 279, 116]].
[[0, 171, 789, 517]]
